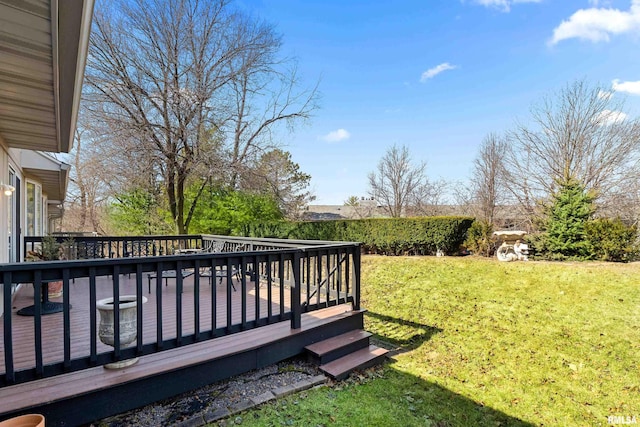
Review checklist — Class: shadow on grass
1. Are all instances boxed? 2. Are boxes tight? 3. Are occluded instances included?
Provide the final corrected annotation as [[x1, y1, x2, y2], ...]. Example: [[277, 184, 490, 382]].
[[371, 365, 536, 427], [365, 311, 442, 351], [242, 362, 535, 427], [360, 314, 534, 425]]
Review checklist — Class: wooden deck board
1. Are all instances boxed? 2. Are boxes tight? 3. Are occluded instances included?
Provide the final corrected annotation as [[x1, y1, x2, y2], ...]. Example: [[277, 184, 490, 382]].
[[0, 305, 358, 414], [0, 272, 328, 375]]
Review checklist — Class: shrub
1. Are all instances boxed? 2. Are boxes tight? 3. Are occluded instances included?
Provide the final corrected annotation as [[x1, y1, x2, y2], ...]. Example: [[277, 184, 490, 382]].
[[586, 218, 638, 262], [464, 220, 495, 257]]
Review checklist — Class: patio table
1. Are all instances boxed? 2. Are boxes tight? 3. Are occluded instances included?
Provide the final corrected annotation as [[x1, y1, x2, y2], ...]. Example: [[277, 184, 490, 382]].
[[17, 280, 71, 316]]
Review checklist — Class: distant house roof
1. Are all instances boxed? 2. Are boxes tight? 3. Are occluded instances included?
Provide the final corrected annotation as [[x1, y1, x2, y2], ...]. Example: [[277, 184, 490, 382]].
[[303, 203, 386, 220], [303, 212, 345, 221]]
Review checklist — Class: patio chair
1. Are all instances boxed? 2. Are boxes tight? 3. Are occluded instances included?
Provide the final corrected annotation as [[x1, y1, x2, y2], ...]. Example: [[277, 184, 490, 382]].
[[198, 265, 238, 291], [147, 270, 194, 293], [202, 240, 225, 253]]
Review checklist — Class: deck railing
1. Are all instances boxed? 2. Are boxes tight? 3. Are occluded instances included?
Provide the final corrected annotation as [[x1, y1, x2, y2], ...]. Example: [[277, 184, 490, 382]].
[[2, 235, 361, 387], [25, 234, 203, 259]]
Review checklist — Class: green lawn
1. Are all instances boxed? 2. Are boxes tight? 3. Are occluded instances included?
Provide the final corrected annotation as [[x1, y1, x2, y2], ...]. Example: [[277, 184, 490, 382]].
[[223, 256, 640, 426]]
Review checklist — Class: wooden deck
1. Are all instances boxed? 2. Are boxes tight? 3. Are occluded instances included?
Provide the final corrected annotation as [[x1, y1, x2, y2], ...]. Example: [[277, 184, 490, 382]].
[[2, 271, 302, 374], [0, 303, 362, 426], [0, 238, 362, 425], [0, 270, 362, 426]]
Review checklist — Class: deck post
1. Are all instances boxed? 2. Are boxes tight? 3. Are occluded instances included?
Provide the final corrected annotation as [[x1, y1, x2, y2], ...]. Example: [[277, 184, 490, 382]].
[[2, 274, 14, 383], [291, 251, 302, 329], [353, 245, 361, 311]]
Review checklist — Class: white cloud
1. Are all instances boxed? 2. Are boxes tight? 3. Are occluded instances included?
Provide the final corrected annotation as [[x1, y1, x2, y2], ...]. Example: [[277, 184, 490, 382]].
[[320, 129, 351, 143], [612, 79, 640, 95], [595, 109, 628, 125], [589, 0, 613, 6], [470, 0, 542, 13], [420, 63, 458, 82], [550, 0, 640, 45]]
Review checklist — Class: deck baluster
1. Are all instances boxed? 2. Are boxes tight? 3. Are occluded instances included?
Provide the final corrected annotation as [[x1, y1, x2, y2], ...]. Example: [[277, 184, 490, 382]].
[[63, 269, 71, 368], [89, 267, 97, 363], [136, 263, 144, 354], [291, 252, 302, 329], [241, 256, 247, 328]]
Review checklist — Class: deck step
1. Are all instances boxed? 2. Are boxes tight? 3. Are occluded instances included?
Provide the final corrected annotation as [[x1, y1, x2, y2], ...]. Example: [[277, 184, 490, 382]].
[[319, 345, 388, 381], [305, 330, 372, 364]]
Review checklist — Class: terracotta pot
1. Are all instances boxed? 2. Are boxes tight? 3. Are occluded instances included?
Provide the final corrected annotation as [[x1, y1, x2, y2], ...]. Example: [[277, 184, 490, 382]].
[[0, 414, 45, 427], [96, 295, 147, 369], [47, 281, 63, 299]]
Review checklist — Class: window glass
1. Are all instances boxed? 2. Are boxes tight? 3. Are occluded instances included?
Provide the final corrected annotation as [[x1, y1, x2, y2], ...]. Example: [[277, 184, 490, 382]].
[[8, 168, 14, 262], [26, 181, 42, 236]]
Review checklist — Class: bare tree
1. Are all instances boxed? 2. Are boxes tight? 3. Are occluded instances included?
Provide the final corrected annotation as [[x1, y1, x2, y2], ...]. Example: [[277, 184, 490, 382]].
[[225, 21, 318, 186], [368, 144, 430, 218], [452, 190, 470, 217], [83, 0, 317, 233], [409, 178, 449, 216], [344, 196, 377, 219], [504, 80, 640, 225], [470, 132, 507, 225], [62, 125, 112, 234]]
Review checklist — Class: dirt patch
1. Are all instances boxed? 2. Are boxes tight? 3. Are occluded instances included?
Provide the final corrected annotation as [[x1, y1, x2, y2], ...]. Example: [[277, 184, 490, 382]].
[[91, 356, 322, 426]]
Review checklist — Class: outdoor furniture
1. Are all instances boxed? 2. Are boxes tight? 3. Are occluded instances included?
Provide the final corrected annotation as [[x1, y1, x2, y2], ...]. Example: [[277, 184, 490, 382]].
[[202, 240, 225, 253], [147, 267, 240, 293], [493, 230, 528, 261], [199, 266, 238, 291], [17, 280, 71, 316], [174, 248, 202, 255], [147, 270, 194, 293]]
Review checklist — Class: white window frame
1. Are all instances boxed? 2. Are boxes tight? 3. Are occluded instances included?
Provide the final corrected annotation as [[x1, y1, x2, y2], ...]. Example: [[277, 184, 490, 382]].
[[25, 180, 43, 236], [7, 167, 15, 262]]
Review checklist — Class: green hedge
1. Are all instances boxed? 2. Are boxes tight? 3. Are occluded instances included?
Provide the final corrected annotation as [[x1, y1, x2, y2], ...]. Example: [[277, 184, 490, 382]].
[[242, 216, 474, 256]]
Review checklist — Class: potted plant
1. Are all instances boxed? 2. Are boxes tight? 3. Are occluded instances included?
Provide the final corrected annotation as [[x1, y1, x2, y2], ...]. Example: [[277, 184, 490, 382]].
[[26, 235, 75, 298]]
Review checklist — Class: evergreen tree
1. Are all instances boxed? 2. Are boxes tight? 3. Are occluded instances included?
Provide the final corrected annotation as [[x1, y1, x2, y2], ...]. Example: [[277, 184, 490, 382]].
[[540, 179, 595, 259]]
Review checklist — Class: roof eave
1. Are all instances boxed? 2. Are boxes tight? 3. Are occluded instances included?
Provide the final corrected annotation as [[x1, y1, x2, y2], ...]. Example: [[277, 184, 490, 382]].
[[18, 149, 70, 202], [55, 0, 95, 153]]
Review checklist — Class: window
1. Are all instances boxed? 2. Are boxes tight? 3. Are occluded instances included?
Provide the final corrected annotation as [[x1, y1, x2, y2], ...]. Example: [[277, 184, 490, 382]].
[[8, 168, 14, 262], [26, 181, 42, 236]]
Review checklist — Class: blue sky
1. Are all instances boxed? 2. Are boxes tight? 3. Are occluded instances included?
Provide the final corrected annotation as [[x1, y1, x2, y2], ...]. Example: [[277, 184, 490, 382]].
[[239, 0, 640, 205]]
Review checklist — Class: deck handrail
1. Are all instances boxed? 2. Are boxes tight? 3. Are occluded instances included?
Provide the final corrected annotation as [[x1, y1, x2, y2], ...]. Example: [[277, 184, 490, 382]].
[[23, 234, 359, 260], [2, 237, 361, 387]]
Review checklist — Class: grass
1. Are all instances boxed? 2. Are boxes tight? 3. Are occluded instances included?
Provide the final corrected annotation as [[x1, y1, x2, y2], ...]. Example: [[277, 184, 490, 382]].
[[216, 256, 640, 426]]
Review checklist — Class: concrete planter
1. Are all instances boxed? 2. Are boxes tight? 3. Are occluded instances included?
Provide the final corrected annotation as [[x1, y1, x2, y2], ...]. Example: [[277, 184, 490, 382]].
[[97, 295, 147, 369]]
